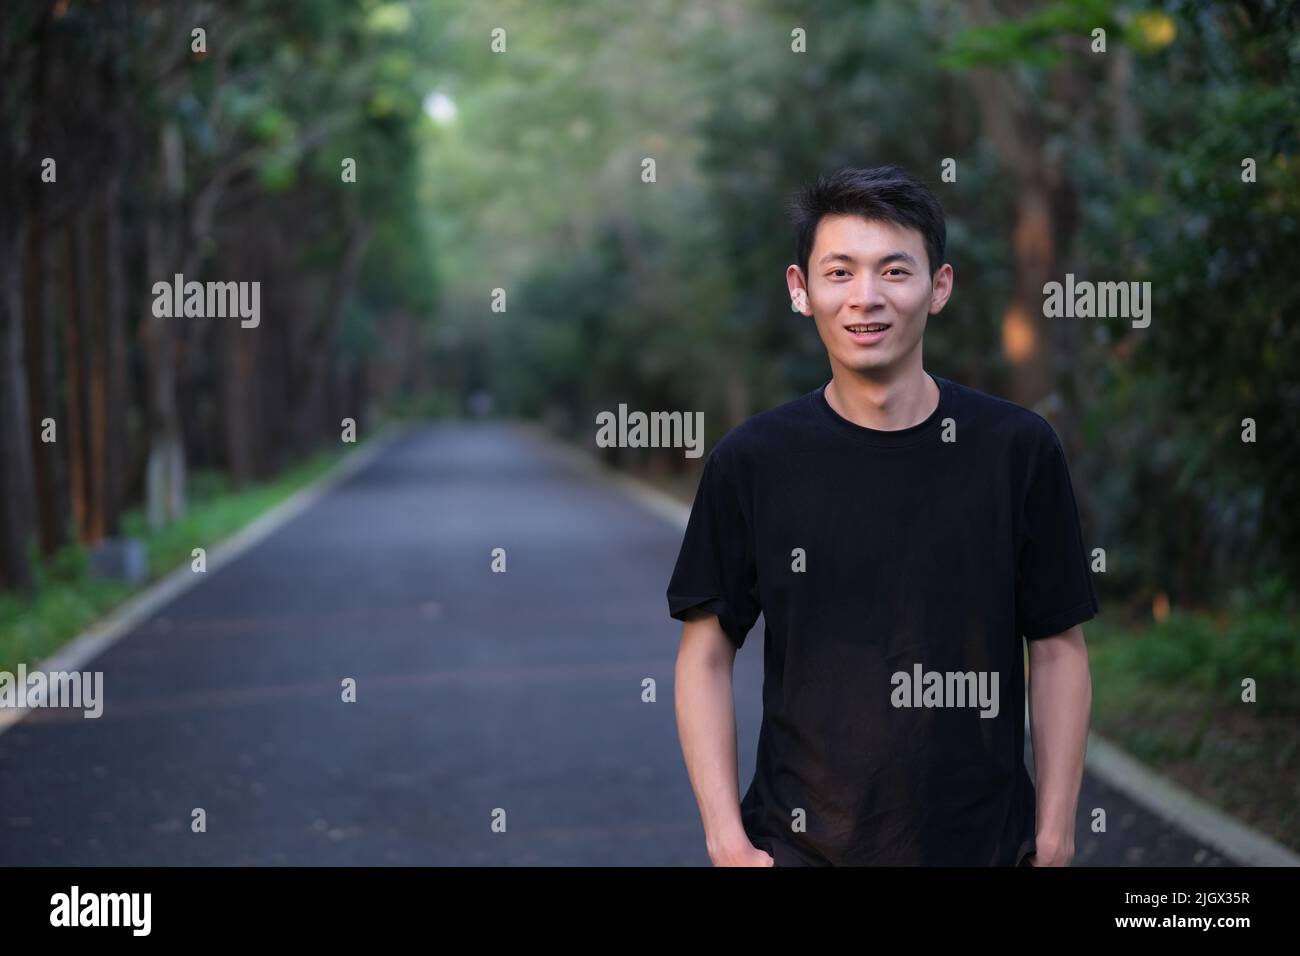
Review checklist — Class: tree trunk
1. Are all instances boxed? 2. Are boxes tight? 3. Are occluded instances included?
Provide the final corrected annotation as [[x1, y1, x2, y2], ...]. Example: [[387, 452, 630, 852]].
[[1001, 173, 1058, 411], [24, 205, 69, 557], [143, 120, 187, 529], [82, 206, 108, 544], [102, 175, 127, 537], [222, 243, 255, 488], [299, 217, 372, 452], [0, 218, 36, 591], [962, 1, 1095, 543], [62, 220, 89, 542]]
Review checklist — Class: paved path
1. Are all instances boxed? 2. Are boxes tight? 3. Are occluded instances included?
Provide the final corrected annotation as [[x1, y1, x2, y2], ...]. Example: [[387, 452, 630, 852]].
[[0, 423, 1235, 865]]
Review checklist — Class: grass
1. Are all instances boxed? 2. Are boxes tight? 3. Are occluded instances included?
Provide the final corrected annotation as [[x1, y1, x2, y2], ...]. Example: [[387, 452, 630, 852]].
[[1085, 600, 1300, 853], [0, 436, 374, 675]]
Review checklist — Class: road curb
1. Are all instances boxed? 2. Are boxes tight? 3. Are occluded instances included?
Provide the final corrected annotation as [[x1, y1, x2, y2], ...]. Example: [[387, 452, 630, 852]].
[[1082, 733, 1299, 866], [509, 421, 691, 531], [515, 420, 1300, 868], [0, 423, 408, 738]]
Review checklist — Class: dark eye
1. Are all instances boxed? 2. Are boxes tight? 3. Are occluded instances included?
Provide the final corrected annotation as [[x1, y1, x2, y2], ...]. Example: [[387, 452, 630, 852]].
[[885, 268, 908, 276], [830, 269, 850, 277]]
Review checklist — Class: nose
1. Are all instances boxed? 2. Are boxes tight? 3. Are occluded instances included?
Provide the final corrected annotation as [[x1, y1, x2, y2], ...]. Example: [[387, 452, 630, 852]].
[[845, 274, 888, 312]]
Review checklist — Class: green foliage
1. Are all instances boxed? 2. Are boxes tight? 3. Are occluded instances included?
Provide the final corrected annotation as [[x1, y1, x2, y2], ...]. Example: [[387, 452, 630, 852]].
[[941, 0, 1119, 69], [1074, 2, 1300, 601], [1106, 603, 1300, 714], [0, 443, 358, 675], [418, 0, 1298, 613], [249, 107, 293, 144]]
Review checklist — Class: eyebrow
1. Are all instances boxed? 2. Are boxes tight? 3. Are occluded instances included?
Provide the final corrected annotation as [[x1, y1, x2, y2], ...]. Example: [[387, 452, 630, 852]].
[[818, 250, 920, 270]]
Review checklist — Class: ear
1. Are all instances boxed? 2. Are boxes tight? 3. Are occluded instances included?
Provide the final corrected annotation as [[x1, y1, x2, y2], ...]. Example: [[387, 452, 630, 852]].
[[786, 264, 811, 315], [928, 263, 954, 314]]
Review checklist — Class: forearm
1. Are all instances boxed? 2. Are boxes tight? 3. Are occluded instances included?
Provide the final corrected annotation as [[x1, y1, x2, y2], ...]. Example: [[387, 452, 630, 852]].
[[675, 626, 747, 853], [1027, 624, 1092, 864]]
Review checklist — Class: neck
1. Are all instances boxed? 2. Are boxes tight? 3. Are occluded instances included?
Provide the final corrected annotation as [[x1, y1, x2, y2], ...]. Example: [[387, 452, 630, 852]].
[[824, 362, 937, 432]]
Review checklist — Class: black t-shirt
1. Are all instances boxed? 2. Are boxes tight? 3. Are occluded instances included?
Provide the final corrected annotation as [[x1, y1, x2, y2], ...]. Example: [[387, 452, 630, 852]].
[[666, 373, 1099, 866]]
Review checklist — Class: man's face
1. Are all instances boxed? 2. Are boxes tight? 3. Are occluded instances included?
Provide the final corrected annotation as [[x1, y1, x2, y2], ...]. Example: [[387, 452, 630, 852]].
[[787, 214, 952, 378]]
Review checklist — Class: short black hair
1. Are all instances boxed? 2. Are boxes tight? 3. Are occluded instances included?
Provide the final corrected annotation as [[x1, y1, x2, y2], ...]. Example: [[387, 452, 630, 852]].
[[788, 165, 946, 279]]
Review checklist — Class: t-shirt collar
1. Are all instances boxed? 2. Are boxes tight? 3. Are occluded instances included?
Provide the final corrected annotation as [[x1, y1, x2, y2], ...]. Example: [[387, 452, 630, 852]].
[[813, 372, 950, 448]]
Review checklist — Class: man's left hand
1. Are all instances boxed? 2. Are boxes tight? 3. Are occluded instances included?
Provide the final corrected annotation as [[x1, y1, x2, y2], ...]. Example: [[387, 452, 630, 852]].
[[1028, 837, 1074, 866]]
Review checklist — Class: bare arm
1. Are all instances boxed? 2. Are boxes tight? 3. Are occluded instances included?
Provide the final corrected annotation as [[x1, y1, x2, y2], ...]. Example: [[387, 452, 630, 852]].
[[1026, 622, 1092, 866], [675, 609, 773, 867]]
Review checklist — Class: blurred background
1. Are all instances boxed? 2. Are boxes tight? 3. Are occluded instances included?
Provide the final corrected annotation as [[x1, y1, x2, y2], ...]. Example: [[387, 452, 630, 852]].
[[0, 0, 1296, 864]]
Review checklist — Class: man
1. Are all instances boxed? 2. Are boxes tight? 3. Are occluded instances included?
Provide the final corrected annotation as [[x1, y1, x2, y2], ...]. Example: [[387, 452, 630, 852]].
[[666, 165, 1097, 867]]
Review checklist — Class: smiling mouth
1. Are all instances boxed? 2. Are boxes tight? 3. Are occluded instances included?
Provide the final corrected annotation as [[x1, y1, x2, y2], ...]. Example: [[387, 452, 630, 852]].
[[845, 323, 891, 334]]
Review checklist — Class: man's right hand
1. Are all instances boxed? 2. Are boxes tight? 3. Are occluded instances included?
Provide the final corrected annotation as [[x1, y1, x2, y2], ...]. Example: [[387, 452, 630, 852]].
[[708, 834, 775, 867]]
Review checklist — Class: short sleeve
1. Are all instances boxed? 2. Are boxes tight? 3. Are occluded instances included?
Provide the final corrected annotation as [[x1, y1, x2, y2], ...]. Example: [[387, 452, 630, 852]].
[[1016, 425, 1100, 640], [666, 450, 761, 649]]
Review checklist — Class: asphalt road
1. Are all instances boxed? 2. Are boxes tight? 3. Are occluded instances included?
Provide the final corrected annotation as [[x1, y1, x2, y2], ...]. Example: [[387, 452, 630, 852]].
[[0, 423, 1234, 865]]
